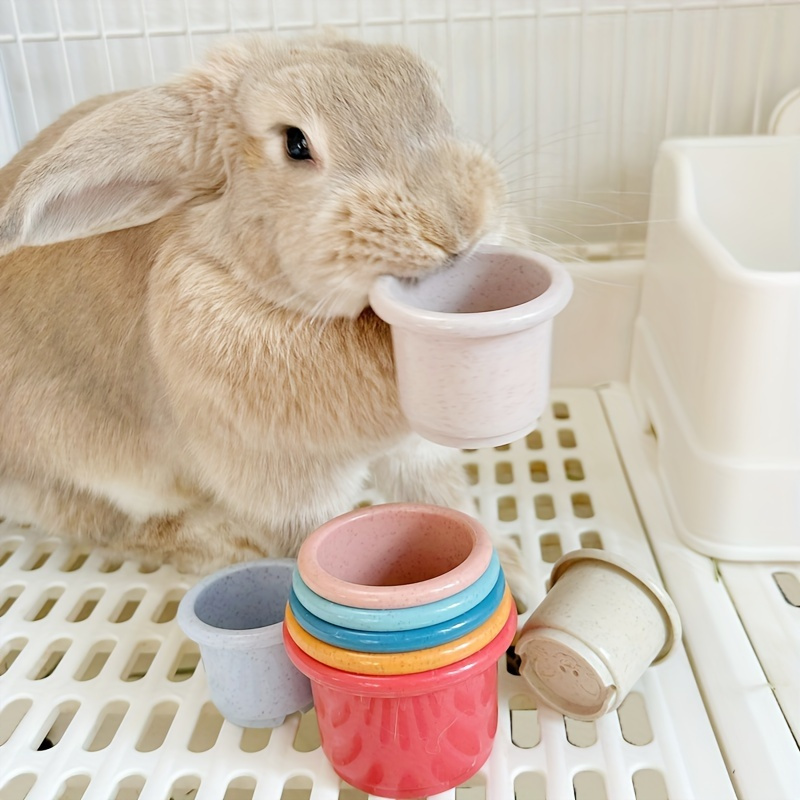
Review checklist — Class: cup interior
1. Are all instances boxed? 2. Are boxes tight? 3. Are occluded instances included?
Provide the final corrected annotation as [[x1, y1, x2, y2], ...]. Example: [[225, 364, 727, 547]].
[[314, 508, 475, 587], [194, 564, 292, 631], [390, 248, 552, 314]]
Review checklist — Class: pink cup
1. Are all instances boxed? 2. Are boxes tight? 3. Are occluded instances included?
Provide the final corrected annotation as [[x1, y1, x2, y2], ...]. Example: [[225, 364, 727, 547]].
[[297, 503, 493, 609], [283, 604, 517, 798], [369, 244, 573, 448]]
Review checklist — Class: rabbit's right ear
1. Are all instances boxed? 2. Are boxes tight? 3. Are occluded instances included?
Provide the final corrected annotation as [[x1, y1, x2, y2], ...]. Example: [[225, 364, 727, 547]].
[[0, 84, 228, 256]]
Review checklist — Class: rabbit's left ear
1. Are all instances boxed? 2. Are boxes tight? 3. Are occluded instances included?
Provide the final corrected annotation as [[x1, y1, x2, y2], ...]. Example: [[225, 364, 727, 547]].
[[0, 84, 227, 256]]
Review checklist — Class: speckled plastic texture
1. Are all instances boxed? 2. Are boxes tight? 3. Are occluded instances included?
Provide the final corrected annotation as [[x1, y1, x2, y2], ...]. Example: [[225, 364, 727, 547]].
[[291, 549, 501, 632], [177, 559, 313, 728], [287, 568, 506, 652], [297, 504, 493, 608], [369, 245, 573, 449], [516, 551, 681, 720]]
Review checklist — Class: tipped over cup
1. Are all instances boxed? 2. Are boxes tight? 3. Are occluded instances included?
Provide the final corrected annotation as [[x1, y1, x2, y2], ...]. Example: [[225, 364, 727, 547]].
[[369, 244, 573, 448], [515, 549, 682, 721]]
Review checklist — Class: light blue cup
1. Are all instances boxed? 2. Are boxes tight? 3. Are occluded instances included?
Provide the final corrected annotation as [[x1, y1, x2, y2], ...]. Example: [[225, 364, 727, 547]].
[[291, 549, 501, 632], [289, 567, 506, 652], [177, 558, 312, 728]]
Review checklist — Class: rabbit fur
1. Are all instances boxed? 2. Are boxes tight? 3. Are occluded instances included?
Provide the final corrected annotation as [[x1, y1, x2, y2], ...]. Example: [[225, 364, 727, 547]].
[[0, 33, 531, 606]]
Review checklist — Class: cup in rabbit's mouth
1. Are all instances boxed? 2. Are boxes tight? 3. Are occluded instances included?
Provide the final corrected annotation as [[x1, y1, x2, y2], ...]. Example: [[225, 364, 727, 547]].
[[369, 244, 573, 448]]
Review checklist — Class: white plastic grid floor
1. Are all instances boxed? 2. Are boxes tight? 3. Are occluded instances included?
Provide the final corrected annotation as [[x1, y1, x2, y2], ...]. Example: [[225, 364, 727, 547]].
[[0, 389, 737, 800], [720, 561, 800, 738], [603, 385, 800, 800]]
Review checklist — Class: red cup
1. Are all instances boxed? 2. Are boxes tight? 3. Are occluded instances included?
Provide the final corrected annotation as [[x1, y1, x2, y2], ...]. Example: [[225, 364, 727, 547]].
[[283, 604, 517, 799]]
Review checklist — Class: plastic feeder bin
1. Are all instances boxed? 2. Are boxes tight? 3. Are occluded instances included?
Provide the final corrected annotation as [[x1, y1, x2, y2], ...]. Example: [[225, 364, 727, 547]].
[[630, 136, 800, 559]]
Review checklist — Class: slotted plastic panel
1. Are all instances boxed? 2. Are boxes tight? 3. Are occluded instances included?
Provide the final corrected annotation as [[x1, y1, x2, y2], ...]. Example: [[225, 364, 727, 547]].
[[603, 385, 800, 800], [719, 562, 800, 740], [0, 391, 735, 800]]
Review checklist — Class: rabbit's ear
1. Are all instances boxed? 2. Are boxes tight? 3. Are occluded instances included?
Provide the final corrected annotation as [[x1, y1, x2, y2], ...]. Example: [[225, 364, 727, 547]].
[[0, 85, 226, 255]]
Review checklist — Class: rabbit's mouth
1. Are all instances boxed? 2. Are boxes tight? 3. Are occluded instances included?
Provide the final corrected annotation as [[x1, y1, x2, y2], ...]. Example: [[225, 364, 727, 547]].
[[388, 238, 483, 284], [390, 258, 453, 285]]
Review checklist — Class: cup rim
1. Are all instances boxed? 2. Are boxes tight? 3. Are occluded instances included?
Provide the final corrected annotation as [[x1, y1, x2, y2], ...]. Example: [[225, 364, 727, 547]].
[[297, 503, 494, 609], [292, 549, 501, 631], [284, 586, 513, 675], [369, 244, 573, 337], [547, 549, 682, 663], [283, 601, 518, 696], [177, 558, 296, 649], [288, 567, 507, 652]]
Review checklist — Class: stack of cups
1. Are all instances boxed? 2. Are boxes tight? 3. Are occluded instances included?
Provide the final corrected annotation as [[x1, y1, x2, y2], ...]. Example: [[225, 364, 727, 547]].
[[283, 503, 517, 799]]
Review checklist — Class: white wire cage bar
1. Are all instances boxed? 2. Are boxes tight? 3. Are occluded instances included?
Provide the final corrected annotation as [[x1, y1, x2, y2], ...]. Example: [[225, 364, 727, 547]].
[[2, 0, 800, 255]]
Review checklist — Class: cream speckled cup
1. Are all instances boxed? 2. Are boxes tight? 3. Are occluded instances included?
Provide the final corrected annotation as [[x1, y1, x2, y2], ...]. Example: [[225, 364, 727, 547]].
[[369, 245, 573, 448], [515, 549, 682, 721]]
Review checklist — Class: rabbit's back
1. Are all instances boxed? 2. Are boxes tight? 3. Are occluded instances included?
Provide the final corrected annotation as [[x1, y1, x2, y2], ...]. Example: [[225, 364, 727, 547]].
[[0, 93, 194, 517], [0, 215, 185, 511]]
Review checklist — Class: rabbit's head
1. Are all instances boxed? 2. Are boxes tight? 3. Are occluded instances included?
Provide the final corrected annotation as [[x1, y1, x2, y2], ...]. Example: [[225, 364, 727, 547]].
[[0, 34, 503, 317]]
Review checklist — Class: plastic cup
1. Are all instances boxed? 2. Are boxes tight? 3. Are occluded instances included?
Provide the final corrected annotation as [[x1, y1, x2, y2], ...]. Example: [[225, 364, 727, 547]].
[[288, 567, 506, 652], [369, 244, 573, 448], [292, 549, 501, 632], [284, 586, 513, 675], [515, 549, 682, 721], [298, 503, 493, 609], [283, 603, 517, 799], [177, 559, 313, 728]]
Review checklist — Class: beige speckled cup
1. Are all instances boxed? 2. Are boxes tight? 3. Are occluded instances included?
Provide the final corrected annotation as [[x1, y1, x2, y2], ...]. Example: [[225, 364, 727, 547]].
[[515, 549, 682, 721], [369, 245, 573, 448]]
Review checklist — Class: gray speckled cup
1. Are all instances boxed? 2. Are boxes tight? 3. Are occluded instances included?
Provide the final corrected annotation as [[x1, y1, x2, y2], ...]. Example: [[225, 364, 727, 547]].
[[177, 559, 313, 728], [369, 245, 573, 448]]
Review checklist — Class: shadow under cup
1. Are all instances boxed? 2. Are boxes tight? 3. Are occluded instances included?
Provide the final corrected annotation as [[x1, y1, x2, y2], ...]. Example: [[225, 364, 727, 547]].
[[369, 244, 573, 449]]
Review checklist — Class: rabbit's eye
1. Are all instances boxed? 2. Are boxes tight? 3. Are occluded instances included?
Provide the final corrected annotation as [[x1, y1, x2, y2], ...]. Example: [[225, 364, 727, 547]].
[[285, 127, 312, 161]]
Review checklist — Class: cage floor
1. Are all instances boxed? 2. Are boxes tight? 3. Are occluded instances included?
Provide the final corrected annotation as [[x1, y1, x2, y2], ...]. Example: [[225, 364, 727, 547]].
[[0, 389, 741, 800], [603, 385, 800, 800]]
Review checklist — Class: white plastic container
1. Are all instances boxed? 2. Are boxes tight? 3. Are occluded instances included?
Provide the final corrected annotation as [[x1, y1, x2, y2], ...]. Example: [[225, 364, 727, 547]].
[[630, 136, 800, 560]]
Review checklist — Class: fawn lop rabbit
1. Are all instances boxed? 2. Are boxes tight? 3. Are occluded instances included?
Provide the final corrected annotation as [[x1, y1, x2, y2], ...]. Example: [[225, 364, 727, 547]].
[[0, 33, 530, 604]]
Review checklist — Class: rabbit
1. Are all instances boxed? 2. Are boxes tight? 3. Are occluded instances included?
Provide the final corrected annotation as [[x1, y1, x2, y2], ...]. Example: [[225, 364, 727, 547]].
[[0, 32, 531, 607]]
